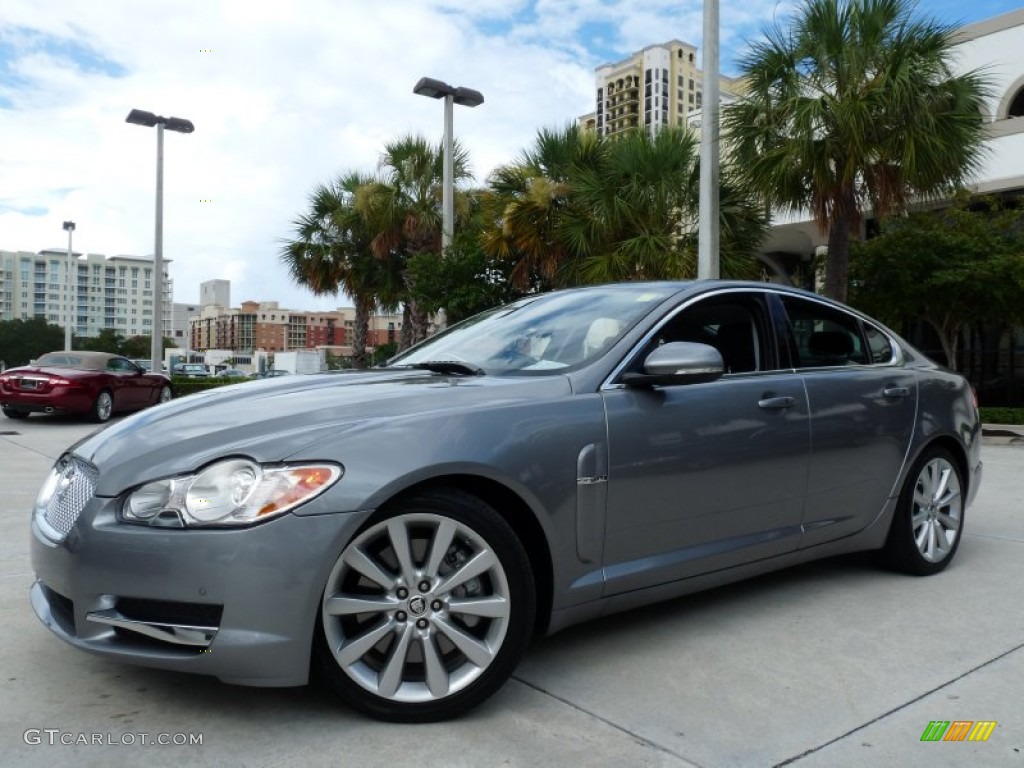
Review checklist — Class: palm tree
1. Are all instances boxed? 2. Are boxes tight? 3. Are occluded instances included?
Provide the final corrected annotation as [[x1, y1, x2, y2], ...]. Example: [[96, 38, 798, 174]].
[[357, 135, 472, 347], [724, 0, 990, 301], [482, 125, 599, 289], [484, 124, 766, 285], [280, 172, 386, 368]]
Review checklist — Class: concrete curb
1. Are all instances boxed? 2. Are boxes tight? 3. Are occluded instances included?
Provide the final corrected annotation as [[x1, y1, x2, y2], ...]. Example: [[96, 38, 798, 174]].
[[981, 423, 1024, 445]]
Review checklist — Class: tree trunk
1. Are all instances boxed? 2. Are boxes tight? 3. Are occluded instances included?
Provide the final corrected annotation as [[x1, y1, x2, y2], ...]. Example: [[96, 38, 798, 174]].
[[399, 304, 413, 351], [352, 294, 372, 369], [410, 300, 429, 345], [823, 212, 853, 302], [929, 319, 960, 372]]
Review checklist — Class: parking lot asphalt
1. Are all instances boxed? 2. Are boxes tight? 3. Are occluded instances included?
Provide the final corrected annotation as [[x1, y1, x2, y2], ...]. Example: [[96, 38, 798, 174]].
[[0, 415, 1021, 767]]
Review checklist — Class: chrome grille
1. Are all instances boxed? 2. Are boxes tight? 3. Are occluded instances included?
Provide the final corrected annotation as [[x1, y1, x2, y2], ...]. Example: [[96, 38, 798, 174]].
[[43, 456, 98, 539]]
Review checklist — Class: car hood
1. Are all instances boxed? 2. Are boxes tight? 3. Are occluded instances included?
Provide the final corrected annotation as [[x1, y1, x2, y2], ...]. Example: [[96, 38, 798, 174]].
[[71, 369, 573, 495]]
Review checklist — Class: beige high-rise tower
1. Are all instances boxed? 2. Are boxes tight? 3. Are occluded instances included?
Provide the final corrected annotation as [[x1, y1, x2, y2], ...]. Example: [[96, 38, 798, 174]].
[[579, 39, 742, 138]]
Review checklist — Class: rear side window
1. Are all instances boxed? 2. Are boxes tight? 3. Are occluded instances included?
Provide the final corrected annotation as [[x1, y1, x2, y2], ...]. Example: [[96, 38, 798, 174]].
[[779, 296, 868, 368], [864, 323, 895, 364]]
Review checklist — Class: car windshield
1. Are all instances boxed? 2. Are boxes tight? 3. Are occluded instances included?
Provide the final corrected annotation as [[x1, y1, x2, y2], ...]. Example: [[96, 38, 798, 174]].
[[389, 284, 679, 375]]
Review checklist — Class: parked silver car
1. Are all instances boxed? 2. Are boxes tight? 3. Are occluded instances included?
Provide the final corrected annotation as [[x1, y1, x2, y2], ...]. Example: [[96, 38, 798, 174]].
[[29, 281, 981, 722]]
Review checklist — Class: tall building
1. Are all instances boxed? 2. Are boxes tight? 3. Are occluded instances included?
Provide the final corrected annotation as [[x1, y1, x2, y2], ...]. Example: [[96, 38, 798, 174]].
[[200, 279, 230, 309], [188, 293, 438, 357], [0, 249, 171, 340], [579, 39, 743, 138], [190, 300, 348, 353]]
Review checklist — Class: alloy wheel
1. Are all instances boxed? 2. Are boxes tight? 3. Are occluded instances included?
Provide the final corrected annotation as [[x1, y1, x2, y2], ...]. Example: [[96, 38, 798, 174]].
[[322, 512, 512, 704]]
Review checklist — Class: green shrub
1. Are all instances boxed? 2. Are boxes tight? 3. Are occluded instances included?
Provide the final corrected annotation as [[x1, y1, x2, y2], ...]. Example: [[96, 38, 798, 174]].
[[170, 376, 250, 397], [979, 407, 1024, 425]]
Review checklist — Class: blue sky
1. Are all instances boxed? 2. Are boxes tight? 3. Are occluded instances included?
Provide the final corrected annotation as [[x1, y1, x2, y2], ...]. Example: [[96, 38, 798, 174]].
[[0, 0, 1021, 310]]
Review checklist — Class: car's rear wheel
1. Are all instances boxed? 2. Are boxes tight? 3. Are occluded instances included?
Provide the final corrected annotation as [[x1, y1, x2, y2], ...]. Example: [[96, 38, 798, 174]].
[[2, 406, 29, 420], [91, 390, 113, 423], [313, 488, 535, 722], [880, 447, 965, 575], [158, 385, 172, 404]]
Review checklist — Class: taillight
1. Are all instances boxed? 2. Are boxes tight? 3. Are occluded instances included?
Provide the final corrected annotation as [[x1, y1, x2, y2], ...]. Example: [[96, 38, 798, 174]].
[[50, 377, 72, 386]]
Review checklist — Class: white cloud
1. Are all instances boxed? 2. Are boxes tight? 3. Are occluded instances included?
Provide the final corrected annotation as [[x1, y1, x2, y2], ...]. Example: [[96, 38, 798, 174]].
[[0, 0, 1011, 311]]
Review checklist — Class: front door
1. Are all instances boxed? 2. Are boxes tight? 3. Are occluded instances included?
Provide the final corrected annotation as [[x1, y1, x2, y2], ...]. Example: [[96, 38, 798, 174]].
[[600, 291, 811, 595]]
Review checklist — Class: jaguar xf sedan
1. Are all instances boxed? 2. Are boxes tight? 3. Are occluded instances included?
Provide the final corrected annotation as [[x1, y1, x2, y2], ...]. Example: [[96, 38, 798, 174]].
[[29, 281, 981, 722], [2, 351, 172, 422]]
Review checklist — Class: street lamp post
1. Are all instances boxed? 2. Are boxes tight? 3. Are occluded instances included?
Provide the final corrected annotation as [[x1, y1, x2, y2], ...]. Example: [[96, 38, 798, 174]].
[[412, 77, 484, 251], [125, 108, 194, 373], [698, 0, 721, 280], [62, 221, 75, 351]]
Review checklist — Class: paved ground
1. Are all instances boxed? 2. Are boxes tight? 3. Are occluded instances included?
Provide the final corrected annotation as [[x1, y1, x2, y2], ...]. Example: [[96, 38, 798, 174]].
[[0, 415, 1021, 767]]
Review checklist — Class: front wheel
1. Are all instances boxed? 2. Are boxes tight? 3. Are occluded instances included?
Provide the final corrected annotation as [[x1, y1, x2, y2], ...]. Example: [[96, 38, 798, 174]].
[[158, 385, 172, 404], [880, 447, 965, 575], [313, 488, 535, 722]]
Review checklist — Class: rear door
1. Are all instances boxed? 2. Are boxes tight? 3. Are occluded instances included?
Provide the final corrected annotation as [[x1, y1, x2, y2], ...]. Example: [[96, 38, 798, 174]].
[[773, 294, 918, 547]]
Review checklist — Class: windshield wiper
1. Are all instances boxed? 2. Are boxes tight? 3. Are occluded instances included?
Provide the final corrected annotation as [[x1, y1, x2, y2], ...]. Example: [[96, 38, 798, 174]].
[[401, 361, 485, 376]]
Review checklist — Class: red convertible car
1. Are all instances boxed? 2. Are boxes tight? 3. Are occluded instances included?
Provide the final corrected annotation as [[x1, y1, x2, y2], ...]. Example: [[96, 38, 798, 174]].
[[0, 351, 172, 422]]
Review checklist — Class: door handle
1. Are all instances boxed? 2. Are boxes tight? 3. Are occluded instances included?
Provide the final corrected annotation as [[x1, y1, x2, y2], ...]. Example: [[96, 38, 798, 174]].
[[883, 386, 910, 398], [758, 396, 795, 409]]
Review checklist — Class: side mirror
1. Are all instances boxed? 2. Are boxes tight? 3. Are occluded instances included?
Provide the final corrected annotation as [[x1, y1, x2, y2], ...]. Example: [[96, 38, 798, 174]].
[[622, 342, 725, 387]]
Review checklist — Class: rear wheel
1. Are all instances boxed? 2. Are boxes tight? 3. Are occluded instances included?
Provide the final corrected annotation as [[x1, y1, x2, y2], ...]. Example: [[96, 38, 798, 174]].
[[158, 385, 172, 404], [313, 488, 535, 722], [880, 447, 965, 575], [91, 390, 113, 423], [2, 407, 29, 420]]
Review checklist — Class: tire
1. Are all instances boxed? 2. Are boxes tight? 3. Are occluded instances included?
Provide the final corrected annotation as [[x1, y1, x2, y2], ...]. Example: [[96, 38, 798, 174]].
[[158, 385, 172, 404], [880, 447, 965, 576], [313, 488, 535, 722], [2, 407, 29, 420], [90, 390, 113, 423]]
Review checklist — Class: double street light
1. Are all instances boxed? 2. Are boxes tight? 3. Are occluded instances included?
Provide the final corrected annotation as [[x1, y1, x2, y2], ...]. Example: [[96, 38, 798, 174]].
[[62, 221, 75, 351], [412, 77, 484, 251], [125, 108, 194, 373]]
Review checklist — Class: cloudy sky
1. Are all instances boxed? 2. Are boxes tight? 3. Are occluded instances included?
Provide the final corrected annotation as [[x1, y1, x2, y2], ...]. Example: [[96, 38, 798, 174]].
[[1, 0, 1019, 310]]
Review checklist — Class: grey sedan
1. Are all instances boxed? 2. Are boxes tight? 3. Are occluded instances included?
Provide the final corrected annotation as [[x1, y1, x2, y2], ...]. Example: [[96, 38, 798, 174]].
[[29, 281, 981, 722]]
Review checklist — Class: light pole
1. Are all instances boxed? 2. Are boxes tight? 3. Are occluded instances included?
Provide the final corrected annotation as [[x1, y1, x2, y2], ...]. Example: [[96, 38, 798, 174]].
[[698, 0, 721, 279], [412, 77, 484, 251], [62, 221, 75, 351], [125, 108, 194, 373]]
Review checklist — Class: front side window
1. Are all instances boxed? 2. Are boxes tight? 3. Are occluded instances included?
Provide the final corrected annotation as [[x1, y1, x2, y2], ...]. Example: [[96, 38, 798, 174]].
[[625, 292, 776, 377]]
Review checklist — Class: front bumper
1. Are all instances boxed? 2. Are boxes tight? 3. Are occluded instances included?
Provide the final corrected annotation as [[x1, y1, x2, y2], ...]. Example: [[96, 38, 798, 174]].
[[31, 493, 372, 687]]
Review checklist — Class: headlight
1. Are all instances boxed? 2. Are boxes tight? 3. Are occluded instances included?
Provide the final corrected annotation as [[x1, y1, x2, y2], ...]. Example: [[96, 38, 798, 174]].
[[121, 458, 343, 528]]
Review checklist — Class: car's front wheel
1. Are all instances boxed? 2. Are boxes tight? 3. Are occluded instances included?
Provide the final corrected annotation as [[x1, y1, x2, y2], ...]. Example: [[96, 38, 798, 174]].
[[158, 385, 172, 404], [880, 447, 965, 575], [313, 488, 535, 722]]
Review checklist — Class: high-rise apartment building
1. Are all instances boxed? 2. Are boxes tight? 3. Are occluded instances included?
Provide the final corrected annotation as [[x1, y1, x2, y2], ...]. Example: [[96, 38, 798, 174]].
[[579, 39, 743, 138], [200, 279, 230, 309], [0, 249, 172, 340]]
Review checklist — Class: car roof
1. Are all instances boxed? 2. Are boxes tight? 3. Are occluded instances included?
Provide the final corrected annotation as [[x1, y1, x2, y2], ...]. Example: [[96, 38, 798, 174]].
[[34, 351, 122, 370]]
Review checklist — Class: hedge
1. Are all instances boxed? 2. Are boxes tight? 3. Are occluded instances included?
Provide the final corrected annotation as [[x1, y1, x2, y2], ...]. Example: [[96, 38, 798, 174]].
[[170, 376, 252, 397], [978, 407, 1024, 426]]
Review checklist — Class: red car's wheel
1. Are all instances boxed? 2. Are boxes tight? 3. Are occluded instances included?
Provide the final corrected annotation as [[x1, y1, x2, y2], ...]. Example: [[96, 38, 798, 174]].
[[90, 390, 113, 423]]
